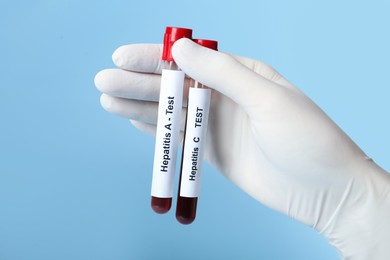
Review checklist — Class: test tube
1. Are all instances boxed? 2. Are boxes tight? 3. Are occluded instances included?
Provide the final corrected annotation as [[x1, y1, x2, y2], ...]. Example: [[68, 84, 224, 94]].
[[151, 27, 193, 214], [176, 39, 218, 224]]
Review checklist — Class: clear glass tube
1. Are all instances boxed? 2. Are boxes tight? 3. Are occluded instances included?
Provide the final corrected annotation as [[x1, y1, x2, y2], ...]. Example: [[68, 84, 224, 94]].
[[151, 60, 185, 214], [176, 79, 211, 224]]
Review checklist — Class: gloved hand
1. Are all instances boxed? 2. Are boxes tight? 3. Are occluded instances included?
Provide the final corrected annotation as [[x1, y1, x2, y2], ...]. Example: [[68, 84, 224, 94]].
[[94, 38, 390, 260]]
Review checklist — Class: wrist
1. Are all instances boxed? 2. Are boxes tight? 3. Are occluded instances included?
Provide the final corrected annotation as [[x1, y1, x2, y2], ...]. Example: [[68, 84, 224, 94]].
[[320, 161, 390, 259]]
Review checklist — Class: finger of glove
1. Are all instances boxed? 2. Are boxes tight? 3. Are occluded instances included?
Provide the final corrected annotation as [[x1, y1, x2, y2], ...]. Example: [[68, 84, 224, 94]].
[[130, 120, 157, 136], [95, 69, 161, 101], [112, 44, 164, 74], [100, 94, 158, 124], [100, 94, 187, 130], [95, 68, 190, 105], [172, 38, 293, 114], [111, 43, 291, 87], [232, 55, 294, 88]]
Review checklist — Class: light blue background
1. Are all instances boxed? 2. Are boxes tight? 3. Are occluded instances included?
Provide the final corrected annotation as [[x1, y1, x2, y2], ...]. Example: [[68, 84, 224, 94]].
[[1, 0, 389, 259]]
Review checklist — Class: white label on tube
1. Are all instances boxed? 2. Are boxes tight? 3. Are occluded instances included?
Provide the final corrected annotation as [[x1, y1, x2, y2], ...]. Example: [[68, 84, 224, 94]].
[[151, 69, 184, 198], [180, 87, 211, 198]]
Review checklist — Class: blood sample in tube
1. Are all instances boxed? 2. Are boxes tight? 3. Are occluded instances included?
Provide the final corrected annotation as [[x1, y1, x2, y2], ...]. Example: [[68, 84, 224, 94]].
[[150, 27, 193, 214], [176, 39, 218, 223]]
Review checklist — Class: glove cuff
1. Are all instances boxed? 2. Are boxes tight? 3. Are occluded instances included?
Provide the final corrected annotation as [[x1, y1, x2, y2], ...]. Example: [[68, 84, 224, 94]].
[[320, 161, 390, 259]]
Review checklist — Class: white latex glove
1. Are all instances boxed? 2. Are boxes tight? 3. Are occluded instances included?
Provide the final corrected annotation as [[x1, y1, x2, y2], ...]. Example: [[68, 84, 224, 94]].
[[94, 38, 390, 260]]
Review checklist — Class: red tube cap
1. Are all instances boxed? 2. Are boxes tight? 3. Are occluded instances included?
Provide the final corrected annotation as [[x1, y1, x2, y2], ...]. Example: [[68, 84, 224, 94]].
[[193, 39, 218, 51], [162, 26, 193, 61]]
